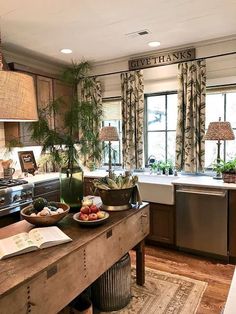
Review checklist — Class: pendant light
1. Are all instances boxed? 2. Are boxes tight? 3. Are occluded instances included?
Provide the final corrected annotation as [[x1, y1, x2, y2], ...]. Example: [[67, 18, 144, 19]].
[[0, 33, 38, 122]]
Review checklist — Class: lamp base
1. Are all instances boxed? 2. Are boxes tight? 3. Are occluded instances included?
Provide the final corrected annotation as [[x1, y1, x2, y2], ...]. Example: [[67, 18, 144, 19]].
[[213, 173, 222, 180]]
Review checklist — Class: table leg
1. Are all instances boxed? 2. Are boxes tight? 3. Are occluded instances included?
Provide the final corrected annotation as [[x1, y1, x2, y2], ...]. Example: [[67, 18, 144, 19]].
[[135, 240, 145, 286]]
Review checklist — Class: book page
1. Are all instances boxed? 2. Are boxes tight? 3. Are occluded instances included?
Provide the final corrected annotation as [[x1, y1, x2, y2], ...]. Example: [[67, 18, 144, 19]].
[[29, 226, 72, 249], [0, 233, 38, 260]]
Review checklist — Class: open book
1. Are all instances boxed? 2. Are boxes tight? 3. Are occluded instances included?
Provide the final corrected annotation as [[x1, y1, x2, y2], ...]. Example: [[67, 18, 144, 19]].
[[0, 226, 72, 260]]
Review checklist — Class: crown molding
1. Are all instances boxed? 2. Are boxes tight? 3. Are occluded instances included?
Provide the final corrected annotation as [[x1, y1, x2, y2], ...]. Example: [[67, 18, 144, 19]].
[[92, 35, 236, 68]]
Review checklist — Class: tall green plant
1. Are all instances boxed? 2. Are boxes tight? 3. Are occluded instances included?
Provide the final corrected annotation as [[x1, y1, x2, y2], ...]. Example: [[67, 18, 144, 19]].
[[30, 61, 103, 170]]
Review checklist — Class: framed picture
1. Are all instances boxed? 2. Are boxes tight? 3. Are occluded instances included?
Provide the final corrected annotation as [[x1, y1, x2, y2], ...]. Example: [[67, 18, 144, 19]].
[[18, 151, 37, 175]]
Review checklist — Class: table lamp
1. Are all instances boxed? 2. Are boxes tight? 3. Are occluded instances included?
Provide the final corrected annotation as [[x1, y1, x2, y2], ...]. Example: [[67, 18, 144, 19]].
[[204, 117, 235, 179], [99, 124, 119, 177]]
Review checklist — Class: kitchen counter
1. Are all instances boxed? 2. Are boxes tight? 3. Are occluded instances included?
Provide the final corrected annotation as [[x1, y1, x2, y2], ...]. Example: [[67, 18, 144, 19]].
[[25, 172, 60, 184], [19, 170, 236, 191], [173, 175, 236, 189]]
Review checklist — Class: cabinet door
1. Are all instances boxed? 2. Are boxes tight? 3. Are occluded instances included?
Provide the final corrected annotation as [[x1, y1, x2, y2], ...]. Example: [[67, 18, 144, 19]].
[[147, 202, 174, 244], [34, 179, 60, 202], [84, 177, 99, 196], [53, 80, 73, 133], [37, 76, 54, 129], [229, 190, 236, 261]]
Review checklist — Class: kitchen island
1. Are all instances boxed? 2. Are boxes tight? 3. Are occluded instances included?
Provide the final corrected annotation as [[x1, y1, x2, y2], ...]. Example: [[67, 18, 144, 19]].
[[0, 203, 149, 314]]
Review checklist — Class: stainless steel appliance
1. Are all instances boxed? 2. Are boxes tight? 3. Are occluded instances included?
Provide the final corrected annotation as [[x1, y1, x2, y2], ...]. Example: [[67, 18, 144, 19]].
[[176, 185, 228, 258], [0, 179, 34, 217]]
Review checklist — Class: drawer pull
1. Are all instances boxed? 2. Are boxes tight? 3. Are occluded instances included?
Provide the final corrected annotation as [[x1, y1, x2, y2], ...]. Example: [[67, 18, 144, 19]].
[[47, 265, 58, 279], [106, 229, 112, 238], [141, 214, 147, 218]]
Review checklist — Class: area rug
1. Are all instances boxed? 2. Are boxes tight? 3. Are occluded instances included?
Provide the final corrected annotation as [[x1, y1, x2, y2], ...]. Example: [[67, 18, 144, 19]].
[[98, 267, 207, 314]]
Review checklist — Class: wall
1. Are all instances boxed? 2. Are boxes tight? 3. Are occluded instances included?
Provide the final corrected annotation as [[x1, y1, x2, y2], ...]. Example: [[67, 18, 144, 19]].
[[91, 37, 236, 98]]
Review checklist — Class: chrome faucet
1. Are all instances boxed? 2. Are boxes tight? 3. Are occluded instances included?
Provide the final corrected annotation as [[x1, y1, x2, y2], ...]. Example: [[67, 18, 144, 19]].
[[148, 155, 156, 166]]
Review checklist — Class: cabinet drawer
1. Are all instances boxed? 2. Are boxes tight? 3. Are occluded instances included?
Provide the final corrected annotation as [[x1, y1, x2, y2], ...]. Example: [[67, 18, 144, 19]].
[[34, 179, 60, 197]]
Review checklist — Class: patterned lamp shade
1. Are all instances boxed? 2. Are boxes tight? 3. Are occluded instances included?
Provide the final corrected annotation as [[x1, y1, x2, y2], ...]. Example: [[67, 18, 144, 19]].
[[204, 120, 235, 141], [99, 125, 119, 141], [0, 71, 38, 122]]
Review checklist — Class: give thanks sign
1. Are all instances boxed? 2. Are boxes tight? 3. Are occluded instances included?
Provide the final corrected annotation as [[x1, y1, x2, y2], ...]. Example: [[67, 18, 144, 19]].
[[128, 48, 195, 70]]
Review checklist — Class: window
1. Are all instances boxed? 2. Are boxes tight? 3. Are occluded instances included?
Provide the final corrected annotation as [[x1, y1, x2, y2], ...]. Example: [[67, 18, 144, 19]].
[[102, 98, 122, 165], [205, 90, 236, 168], [144, 92, 177, 165]]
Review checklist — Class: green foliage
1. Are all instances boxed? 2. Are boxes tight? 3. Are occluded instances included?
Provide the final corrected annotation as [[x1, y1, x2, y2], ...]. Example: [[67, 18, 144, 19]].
[[213, 159, 236, 174], [30, 61, 103, 170]]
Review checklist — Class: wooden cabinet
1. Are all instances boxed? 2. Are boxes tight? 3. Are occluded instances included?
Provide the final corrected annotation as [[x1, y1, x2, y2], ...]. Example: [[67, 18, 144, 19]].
[[147, 202, 175, 245], [84, 177, 99, 196], [34, 179, 60, 202], [53, 79, 72, 132], [229, 190, 236, 262], [4, 63, 73, 146]]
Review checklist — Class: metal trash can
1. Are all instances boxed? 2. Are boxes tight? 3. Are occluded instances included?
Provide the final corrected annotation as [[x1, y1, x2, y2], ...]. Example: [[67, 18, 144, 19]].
[[92, 253, 131, 311]]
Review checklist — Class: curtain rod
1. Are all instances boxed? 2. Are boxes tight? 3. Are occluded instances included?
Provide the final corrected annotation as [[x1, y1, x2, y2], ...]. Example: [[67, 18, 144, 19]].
[[92, 51, 236, 78]]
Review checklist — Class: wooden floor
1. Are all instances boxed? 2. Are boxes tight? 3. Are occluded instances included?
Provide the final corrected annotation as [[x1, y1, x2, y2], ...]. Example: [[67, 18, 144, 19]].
[[130, 244, 235, 314]]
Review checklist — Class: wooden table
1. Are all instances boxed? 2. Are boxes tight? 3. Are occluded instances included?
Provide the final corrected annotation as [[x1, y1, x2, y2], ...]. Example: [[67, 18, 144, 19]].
[[0, 203, 149, 314]]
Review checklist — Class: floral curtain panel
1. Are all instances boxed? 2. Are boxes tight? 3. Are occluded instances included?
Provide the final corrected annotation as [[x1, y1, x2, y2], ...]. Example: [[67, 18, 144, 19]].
[[80, 78, 103, 168], [175, 60, 206, 173], [121, 70, 144, 170]]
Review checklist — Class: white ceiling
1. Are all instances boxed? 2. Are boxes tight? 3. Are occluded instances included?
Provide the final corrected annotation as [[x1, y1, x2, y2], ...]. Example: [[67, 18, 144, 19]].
[[1, 0, 236, 65]]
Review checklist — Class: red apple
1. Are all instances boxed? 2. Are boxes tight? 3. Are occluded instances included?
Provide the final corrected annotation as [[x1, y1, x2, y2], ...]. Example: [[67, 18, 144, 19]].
[[80, 206, 90, 214], [90, 204, 98, 213], [88, 213, 98, 221], [79, 213, 89, 221]]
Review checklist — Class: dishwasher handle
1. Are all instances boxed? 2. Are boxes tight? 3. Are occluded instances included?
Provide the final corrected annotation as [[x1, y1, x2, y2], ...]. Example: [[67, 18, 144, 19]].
[[176, 189, 227, 197]]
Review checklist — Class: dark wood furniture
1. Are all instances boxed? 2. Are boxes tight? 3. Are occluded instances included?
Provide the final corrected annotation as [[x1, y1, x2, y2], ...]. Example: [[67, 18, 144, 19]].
[[4, 63, 73, 146], [146, 202, 175, 245], [229, 190, 236, 262], [34, 179, 60, 202], [0, 203, 149, 314]]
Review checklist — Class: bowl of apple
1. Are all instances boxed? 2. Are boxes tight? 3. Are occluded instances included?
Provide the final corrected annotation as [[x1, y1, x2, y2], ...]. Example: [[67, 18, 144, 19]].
[[73, 200, 109, 226]]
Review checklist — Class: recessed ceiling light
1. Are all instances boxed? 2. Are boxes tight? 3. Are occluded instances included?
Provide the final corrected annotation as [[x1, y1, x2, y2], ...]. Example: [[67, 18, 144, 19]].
[[148, 41, 161, 48], [60, 48, 72, 54]]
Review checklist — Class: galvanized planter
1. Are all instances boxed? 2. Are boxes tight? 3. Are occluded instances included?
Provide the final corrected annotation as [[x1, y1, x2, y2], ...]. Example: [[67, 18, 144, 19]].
[[92, 253, 131, 311]]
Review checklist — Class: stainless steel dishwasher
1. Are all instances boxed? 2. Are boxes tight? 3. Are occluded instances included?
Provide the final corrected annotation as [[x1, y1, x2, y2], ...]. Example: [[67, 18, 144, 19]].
[[176, 185, 228, 258]]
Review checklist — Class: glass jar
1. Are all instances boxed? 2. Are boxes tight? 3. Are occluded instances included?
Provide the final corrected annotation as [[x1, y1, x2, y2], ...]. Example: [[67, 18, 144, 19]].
[[60, 163, 84, 210]]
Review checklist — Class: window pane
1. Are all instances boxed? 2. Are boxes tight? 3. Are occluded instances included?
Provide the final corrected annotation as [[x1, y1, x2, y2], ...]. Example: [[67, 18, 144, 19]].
[[147, 95, 166, 131], [147, 132, 165, 161], [167, 131, 176, 162], [205, 141, 224, 168], [205, 93, 224, 126], [226, 92, 236, 128], [225, 131, 236, 160], [167, 94, 177, 130]]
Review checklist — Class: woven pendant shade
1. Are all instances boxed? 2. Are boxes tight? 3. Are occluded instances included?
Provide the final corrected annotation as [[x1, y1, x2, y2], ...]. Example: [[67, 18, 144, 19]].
[[204, 121, 235, 140], [0, 32, 38, 122], [0, 71, 38, 121]]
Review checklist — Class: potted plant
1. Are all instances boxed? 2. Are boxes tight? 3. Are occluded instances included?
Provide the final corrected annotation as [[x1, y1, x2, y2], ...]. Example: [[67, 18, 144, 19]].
[[213, 159, 236, 183], [30, 61, 103, 209]]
